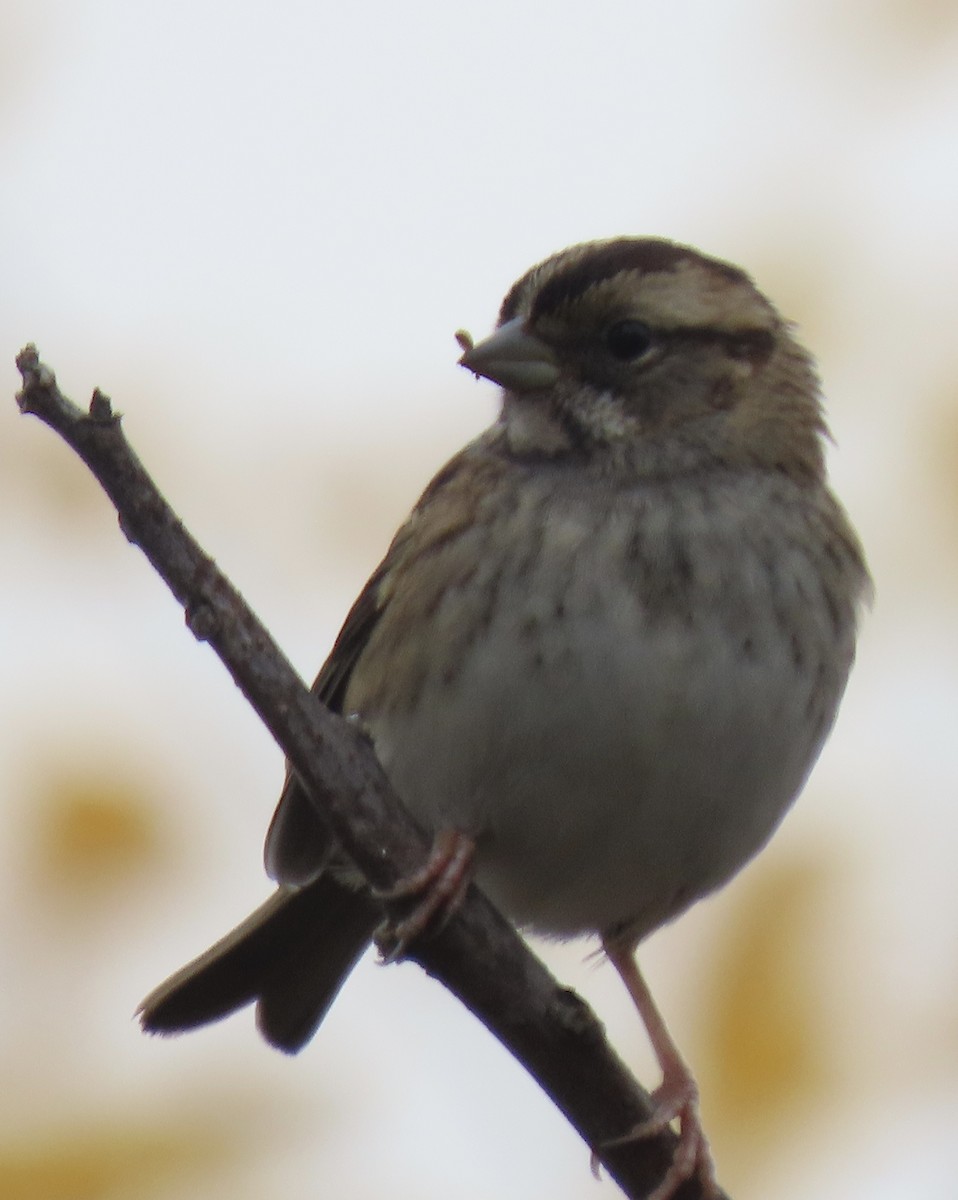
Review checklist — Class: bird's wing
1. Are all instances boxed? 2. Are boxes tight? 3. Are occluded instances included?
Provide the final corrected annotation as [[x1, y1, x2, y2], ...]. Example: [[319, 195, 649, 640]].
[[263, 439, 492, 884], [263, 565, 388, 884]]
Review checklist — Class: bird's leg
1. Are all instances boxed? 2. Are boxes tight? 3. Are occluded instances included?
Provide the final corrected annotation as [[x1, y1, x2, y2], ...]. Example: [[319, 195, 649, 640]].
[[376, 828, 476, 961], [601, 936, 719, 1200]]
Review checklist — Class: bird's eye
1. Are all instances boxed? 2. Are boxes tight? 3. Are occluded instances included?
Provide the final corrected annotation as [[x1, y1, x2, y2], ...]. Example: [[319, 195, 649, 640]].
[[604, 320, 654, 361]]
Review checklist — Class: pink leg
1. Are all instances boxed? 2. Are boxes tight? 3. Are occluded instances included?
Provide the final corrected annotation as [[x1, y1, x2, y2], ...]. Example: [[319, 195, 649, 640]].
[[602, 937, 719, 1200], [378, 829, 476, 959]]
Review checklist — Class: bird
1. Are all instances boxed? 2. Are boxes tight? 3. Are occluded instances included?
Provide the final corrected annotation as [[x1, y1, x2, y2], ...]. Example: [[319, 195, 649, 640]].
[[139, 236, 870, 1199]]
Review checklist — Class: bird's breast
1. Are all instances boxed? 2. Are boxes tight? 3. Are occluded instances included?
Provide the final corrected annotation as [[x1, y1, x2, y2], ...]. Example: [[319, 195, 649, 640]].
[[346, 468, 861, 941]]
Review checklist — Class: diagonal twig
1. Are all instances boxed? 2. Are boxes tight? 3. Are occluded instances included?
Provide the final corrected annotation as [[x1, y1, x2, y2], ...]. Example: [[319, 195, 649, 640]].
[[14, 343, 726, 1200]]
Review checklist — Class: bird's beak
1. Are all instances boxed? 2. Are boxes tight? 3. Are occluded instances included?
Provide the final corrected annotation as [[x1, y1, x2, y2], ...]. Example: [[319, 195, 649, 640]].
[[456, 318, 560, 392]]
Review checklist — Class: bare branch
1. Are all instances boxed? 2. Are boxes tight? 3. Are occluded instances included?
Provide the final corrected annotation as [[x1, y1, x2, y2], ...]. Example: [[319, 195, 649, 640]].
[[14, 344, 725, 1200]]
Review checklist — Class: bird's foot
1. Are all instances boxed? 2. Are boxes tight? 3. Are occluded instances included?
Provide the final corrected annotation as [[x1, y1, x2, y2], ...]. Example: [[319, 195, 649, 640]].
[[375, 828, 475, 961], [602, 1068, 718, 1200]]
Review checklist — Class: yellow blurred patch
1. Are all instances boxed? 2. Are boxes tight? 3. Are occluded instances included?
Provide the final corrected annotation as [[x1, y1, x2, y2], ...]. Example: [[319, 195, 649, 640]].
[[3, 424, 114, 527], [33, 772, 164, 895], [0, 1120, 232, 1200], [699, 851, 837, 1166], [928, 384, 958, 573]]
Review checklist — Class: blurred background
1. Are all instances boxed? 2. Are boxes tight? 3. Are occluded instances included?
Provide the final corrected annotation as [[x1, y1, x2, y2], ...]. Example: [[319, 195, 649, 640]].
[[1, 2, 956, 1197]]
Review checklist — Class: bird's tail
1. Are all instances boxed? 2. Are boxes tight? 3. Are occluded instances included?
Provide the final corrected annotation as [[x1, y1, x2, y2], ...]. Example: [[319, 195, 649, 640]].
[[138, 873, 381, 1053]]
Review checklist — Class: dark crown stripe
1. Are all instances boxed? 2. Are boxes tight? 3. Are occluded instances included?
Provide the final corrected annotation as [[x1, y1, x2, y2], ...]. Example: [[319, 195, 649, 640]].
[[499, 238, 749, 325]]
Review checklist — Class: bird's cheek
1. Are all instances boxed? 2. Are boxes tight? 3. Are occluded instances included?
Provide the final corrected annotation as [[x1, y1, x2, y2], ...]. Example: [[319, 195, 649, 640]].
[[707, 375, 741, 412]]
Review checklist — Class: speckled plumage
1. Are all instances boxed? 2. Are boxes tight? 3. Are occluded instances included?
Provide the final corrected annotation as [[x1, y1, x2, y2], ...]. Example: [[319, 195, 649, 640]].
[[141, 237, 869, 1200]]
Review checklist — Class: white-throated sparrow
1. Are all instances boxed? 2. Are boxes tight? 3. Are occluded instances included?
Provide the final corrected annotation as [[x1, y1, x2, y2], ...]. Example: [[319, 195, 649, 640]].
[[141, 237, 870, 1199]]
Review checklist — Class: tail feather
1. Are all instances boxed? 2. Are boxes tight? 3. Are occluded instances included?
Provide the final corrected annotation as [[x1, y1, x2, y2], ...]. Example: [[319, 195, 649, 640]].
[[139, 873, 380, 1053]]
